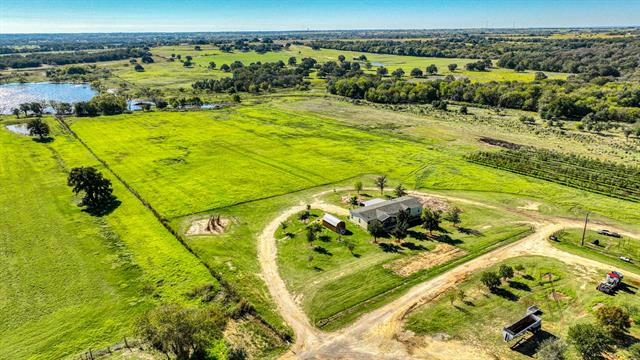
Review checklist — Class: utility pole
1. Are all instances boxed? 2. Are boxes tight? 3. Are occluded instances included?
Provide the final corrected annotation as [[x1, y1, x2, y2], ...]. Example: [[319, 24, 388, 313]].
[[581, 212, 590, 246]]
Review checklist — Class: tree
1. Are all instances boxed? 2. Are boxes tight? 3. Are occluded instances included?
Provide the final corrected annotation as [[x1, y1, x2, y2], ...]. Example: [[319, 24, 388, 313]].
[[134, 64, 144, 72], [338, 54, 346, 62], [394, 183, 407, 198], [421, 208, 441, 235], [535, 72, 548, 81], [623, 127, 632, 140], [448, 63, 457, 72], [515, 64, 526, 72], [536, 338, 567, 360], [11, 108, 20, 118], [220, 64, 230, 72], [410, 68, 423, 77], [391, 68, 405, 78], [288, 56, 296, 66], [567, 323, 613, 360], [26, 117, 50, 140], [498, 265, 514, 281], [29, 102, 44, 116], [392, 209, 410, 242], [426, 64, 438, 74], [305, 226, 316, 246], [136, 303, 227, 360], [344, 238, 356, 255], [367, 219, 385, 243], [19, 103, 30, 117], [443, 207, 462, 227], [89, 94, 127, 115], [459, 105, 468, 114], [376, 66, 388, 76], [232, 94, 241, 103], [480, 271, 501, 291], [141, 55, 154, 64], [595, 305, 631, 339], [354, 180, 363, 195], [67, 166, 114, 210], [208, 61, 216, 70], [349, 196, 359, 208], [375, 175, 387, 195]]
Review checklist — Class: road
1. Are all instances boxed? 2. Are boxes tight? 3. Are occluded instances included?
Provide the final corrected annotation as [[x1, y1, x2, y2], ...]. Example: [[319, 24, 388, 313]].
[[256, 189, 640, 359]]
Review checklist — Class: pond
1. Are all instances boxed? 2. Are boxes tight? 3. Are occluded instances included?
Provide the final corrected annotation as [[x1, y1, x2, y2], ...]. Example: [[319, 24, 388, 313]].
[[5, 124, 30, 135], [0, 82, 96, 115]]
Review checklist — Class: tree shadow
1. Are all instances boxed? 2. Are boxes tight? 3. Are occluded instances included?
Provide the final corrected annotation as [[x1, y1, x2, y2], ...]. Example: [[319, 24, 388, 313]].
[[491, 287, 519, 301], [402, 241, 428, 251], [434, 234, 463, 246], [509, 281, 532, 292], [81, 196, 121, 217], [458, 227, 482, 236], [313, 246, 332, 256], [618, 333, 640, 348], [463, 300, 475, 306], [453, 305, 470, 314], [378, 242, 403, 253], [318, 235, 331, 243], [313, 266, 323, 272], [32, 136, 54, 143], [522, 274, 534, 281], [512, 330, 557, 356], [408, 230, 429, 241]]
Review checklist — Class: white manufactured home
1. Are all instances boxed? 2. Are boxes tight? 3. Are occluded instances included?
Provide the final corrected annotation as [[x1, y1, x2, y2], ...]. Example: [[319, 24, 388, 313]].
[[348, 196, 422, 229]]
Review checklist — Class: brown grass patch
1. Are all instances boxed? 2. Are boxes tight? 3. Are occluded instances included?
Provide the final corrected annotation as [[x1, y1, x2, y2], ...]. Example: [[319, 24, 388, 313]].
[[384, 244, 467, 277], [413, 195, 452, 213], [187, 216, 232, 236]]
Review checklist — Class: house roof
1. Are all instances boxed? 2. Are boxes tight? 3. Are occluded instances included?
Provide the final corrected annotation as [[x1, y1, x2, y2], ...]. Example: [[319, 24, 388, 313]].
[[362, 198, 386, 207], [350, 196, 422, 223], [323, 213, 344, 227]]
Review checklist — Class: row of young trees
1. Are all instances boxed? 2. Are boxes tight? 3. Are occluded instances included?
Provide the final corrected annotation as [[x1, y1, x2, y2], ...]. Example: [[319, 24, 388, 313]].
[[466, 147, 640, 201], [327, 75, 640, 122]]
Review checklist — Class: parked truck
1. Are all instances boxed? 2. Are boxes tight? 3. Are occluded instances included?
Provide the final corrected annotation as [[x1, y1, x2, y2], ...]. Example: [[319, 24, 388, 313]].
[[596, 271, 623, 294]]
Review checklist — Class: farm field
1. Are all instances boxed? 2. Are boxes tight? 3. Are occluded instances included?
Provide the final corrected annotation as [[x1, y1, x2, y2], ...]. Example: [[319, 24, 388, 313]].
[[0, 120, 215, 359], [275, 196, 533, 329], [404, 256, 640, 359]]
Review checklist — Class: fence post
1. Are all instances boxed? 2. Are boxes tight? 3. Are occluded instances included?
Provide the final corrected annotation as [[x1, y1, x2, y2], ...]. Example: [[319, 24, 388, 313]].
[[124, 336, 129, 350]]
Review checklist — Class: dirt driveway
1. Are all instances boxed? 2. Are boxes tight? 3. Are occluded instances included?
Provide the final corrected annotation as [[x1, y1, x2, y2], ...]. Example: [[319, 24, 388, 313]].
[[257, 189, 640, 359]]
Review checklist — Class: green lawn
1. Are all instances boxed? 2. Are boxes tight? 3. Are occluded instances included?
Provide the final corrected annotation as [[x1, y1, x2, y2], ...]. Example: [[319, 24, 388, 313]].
[[0, 121, 215, 359], [405, 256, 640, 360], [552, 229, 640, 275], [276, 196, 533, 329]]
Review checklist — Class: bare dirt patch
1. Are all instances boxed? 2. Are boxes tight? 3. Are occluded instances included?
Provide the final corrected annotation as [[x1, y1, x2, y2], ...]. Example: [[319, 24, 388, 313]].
[[548, 291, 569, 302], [517, 201, 541, 211], [413, 195, 452, 213], [187, 216, 232, 236], [384, 244, 467, 277]]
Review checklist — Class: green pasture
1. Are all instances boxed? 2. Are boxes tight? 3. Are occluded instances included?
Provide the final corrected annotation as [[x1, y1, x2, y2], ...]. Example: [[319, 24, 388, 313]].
[[275, 196, 533, 329], [0, 120, 215, 359], [68, 107, 445, 219], [552, 229, 640, 275], [405, 256, 640, 359]]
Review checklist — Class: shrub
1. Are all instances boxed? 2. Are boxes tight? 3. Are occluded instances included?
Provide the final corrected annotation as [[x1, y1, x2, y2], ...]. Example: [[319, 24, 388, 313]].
[[595, 305, 631, 339], [629, 343, 640, 360], [567, 323, 613, 360], [480, 271, 501, 290], [536, 338, 567, 360]]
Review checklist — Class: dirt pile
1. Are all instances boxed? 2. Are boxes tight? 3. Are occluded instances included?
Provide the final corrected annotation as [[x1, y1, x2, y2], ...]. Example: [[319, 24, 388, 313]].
[[187, 216, 232, 236]]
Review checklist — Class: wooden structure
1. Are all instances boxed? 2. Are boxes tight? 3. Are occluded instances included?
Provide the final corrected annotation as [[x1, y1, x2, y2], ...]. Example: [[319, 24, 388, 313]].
[[322, 213, 346, 234]]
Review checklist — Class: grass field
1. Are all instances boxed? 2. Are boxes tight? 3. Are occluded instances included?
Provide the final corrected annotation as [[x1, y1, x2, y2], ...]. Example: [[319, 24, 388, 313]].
[[552, 229, 640, 274], [0, 120, 215, 359], [405, 256, 640, 359], [101, 44, 568, 93], [275, 196, 533, 329]]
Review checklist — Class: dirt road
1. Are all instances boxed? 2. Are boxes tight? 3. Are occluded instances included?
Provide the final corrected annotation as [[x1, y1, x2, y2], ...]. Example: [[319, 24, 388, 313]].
[[257, 190, 640, 359]]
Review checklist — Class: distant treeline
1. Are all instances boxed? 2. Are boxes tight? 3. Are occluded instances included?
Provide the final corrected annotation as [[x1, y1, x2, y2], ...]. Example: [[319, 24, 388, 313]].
[[0, 48, 149, 69], [192, 61, 312, 93], [328, 75, 640, 122], [466, 147, 640, 201], [311, 37, 640, 76]]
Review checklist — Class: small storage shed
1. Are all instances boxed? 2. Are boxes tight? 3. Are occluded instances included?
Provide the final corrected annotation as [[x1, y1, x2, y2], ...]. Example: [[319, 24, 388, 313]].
[[322, 214, 346, 234]]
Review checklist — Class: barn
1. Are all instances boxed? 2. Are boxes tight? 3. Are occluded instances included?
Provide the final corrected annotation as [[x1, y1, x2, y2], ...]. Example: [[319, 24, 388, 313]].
[[322, 213, 346, 234]]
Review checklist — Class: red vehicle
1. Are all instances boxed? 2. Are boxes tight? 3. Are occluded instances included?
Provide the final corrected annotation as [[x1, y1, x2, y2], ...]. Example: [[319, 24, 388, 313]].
[[597, 271, 623, 294]]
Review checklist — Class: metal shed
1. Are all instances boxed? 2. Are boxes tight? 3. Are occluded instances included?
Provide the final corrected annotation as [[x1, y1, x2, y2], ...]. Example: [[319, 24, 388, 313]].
[[322, 213, 346, 234]]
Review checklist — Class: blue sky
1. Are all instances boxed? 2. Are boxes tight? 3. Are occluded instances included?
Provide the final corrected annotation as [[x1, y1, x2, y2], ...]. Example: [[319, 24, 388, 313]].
[[1, 0, 639, 33]]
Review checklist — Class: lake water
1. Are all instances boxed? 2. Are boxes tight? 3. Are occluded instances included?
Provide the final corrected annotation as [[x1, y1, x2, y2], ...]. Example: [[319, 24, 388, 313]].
[[5, 124, 30, 135], [0, 82, 96, 115]]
